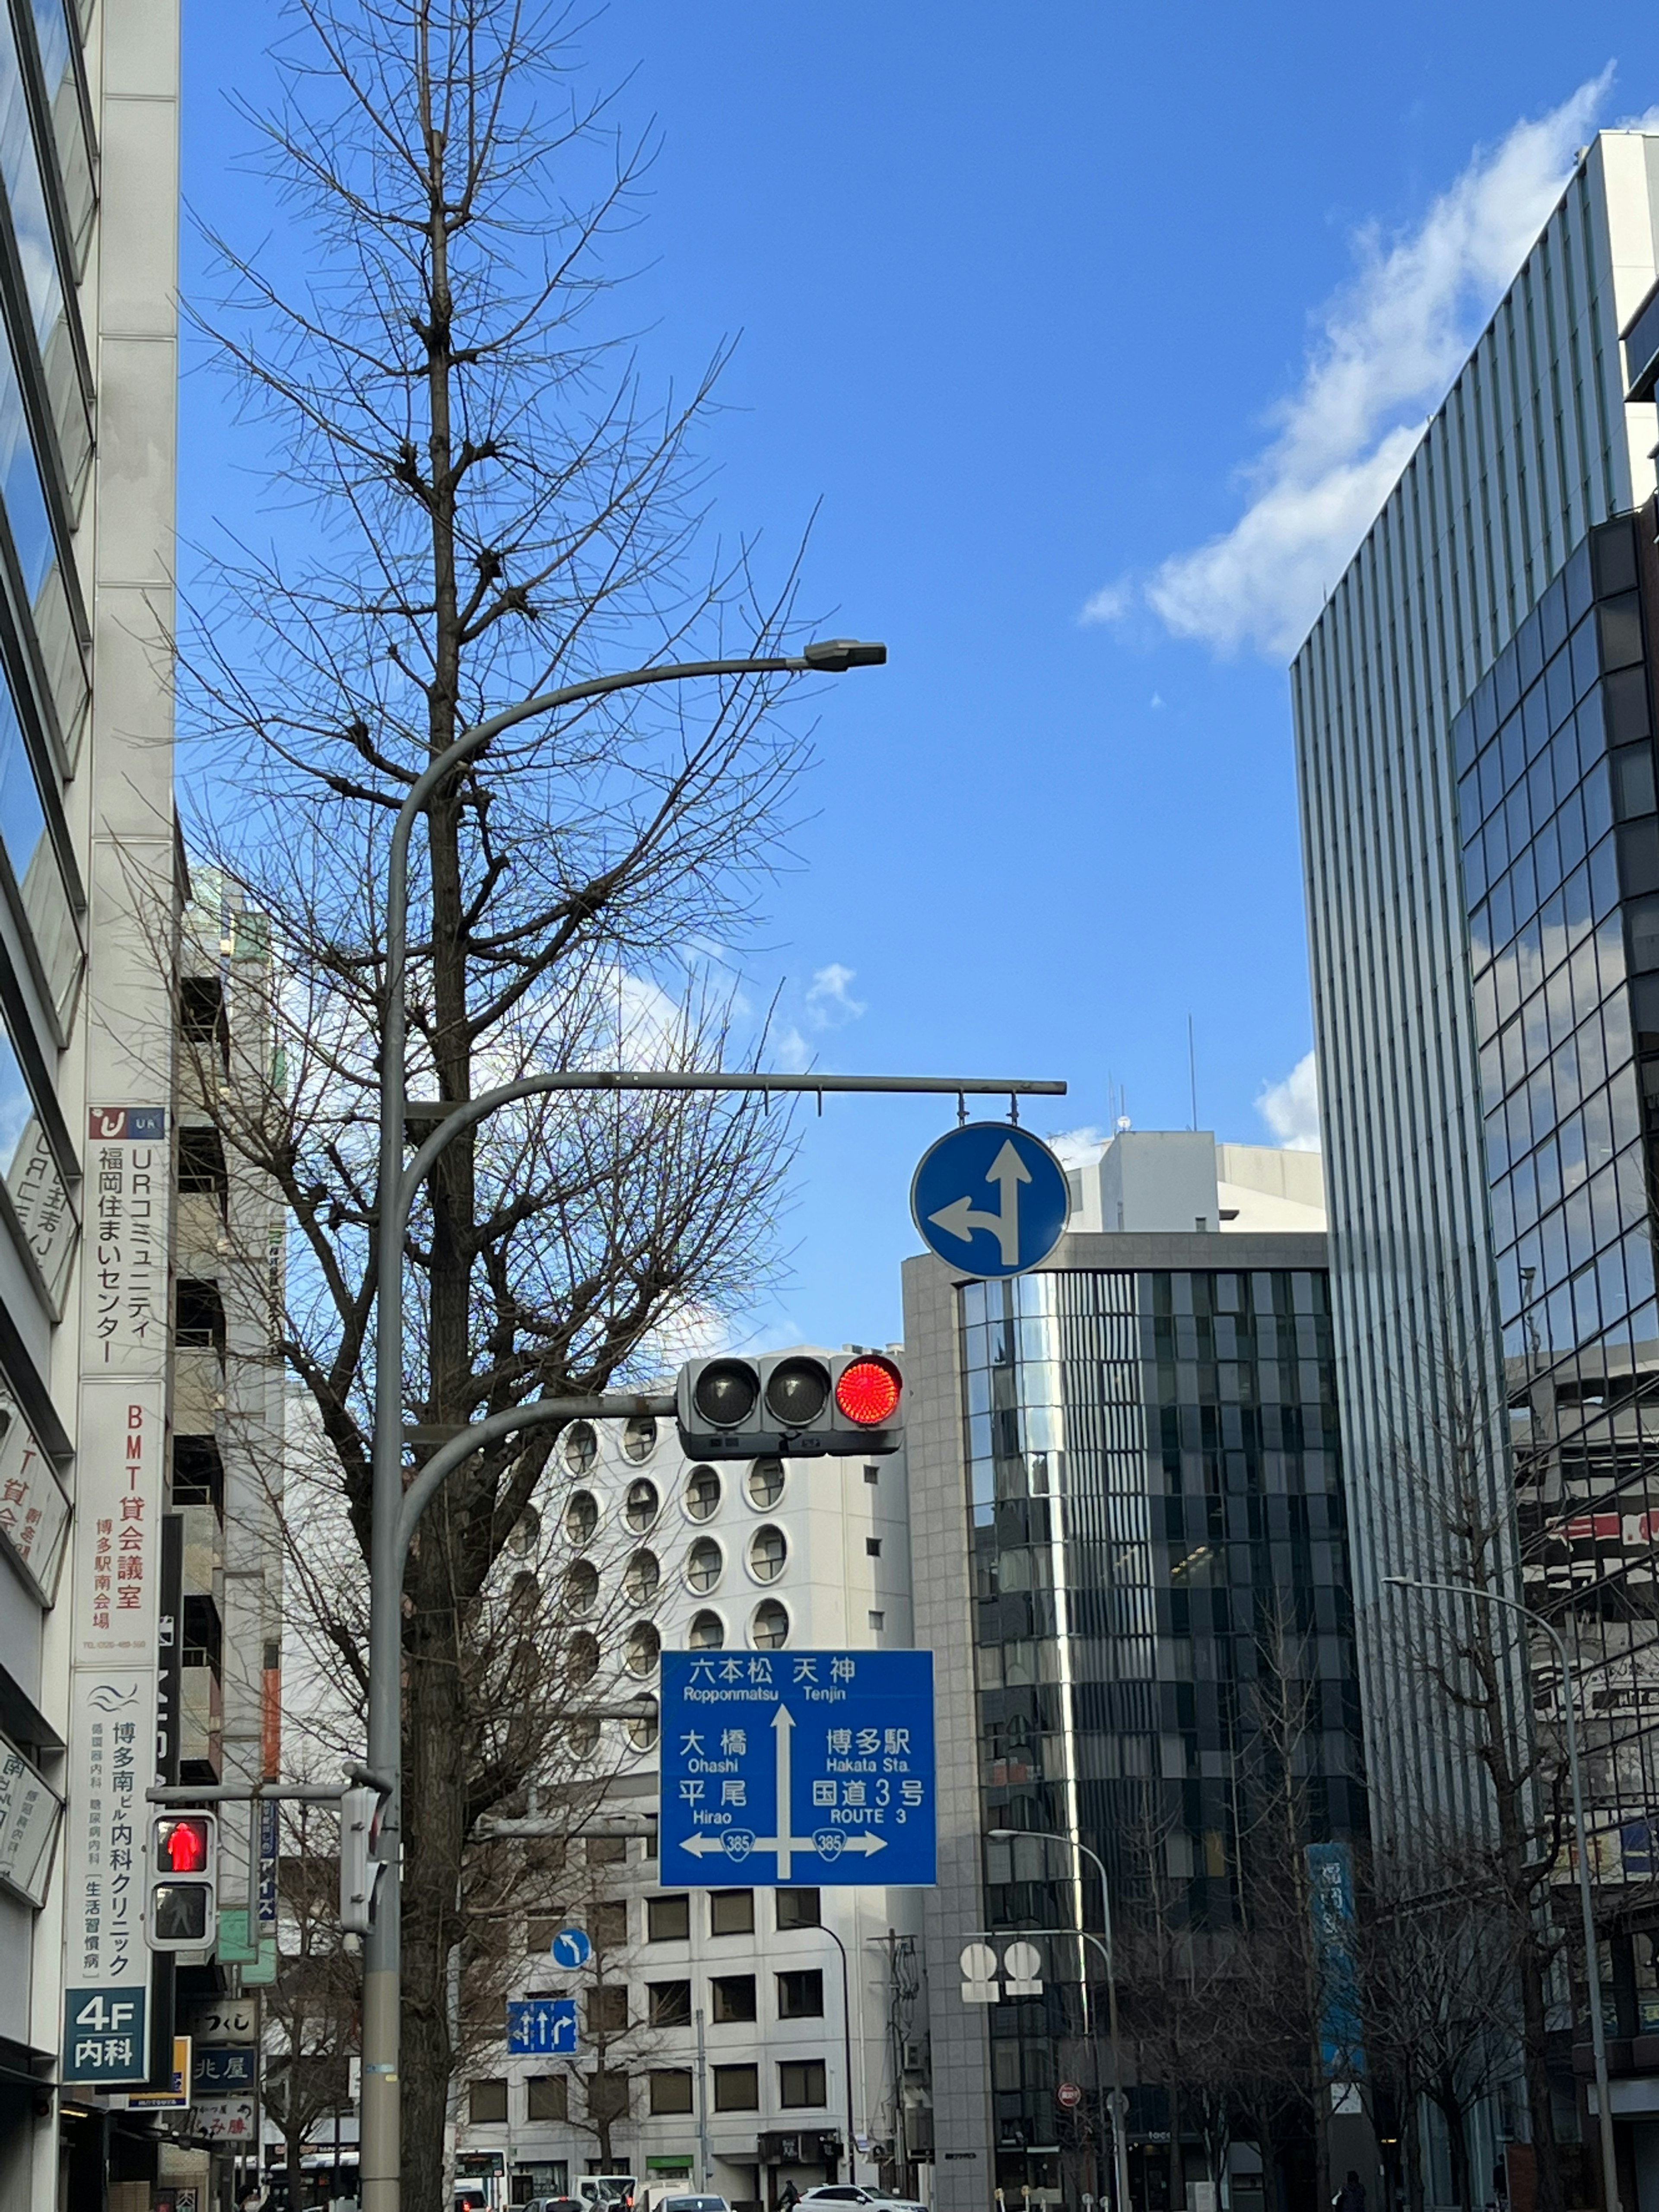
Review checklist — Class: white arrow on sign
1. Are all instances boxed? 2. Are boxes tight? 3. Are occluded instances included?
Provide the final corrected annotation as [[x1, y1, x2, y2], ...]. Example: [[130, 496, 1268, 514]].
[[927, 1139, 1031, 1267], [676, 1702, 888, 1869]]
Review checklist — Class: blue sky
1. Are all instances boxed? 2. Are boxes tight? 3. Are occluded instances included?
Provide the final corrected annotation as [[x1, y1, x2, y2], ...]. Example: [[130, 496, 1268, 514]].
[[178, 1, 1659, 1351]]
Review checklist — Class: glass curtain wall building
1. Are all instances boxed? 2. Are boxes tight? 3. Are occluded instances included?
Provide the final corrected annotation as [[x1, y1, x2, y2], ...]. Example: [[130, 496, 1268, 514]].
[[1293, 126, 1659, 2198], [904, 1214, 1367, 2212]]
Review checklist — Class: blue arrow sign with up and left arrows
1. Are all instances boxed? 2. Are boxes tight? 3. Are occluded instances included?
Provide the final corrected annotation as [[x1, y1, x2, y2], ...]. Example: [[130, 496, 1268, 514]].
[[660, 1649, 935, 1886], [910, 1122, 1071, 1278]]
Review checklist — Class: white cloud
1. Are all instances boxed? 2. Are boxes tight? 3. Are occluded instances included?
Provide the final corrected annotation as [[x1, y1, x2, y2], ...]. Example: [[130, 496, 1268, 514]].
[[1257, 1052, 1321, 1150], [805, 963, 866, 1029], [1046, 1124, 1110, 1170], [1087, 76, 1609, 659]]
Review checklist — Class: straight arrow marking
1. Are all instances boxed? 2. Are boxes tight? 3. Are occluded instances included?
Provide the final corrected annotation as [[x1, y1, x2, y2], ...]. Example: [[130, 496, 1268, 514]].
[[928, 1138, 1032, 1266], [773, 1704, 794, 1881]]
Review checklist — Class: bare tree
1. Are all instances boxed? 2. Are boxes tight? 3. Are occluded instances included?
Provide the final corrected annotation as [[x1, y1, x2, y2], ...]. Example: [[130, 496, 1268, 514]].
[[180, 3, 823, 2196], [266, 1802, 362, 2193]]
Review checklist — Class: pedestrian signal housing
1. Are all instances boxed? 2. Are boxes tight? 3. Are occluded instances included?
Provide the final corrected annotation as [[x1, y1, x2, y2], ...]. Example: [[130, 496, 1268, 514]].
[[339, 1783, 387, 1936], [675, 1351, 904, 1459], [146, 1812, 218, 1950]]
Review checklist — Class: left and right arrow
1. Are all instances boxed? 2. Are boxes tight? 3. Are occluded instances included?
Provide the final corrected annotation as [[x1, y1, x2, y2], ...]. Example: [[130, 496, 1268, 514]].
[[675, 1700, 888, 1867]]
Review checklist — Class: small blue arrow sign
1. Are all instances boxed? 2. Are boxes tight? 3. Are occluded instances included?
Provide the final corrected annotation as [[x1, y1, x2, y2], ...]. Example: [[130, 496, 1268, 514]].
[[507, 1997, 578, 2056], [911, 1123, 1070, 1278], [550, 1926, 592, 1970]]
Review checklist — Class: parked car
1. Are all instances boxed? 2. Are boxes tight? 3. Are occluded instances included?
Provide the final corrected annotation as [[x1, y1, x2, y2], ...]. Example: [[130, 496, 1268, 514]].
[[802, 2189, 928, 2212], [656, 2197, 731, 2212], [528, 2200, 588, 2212]]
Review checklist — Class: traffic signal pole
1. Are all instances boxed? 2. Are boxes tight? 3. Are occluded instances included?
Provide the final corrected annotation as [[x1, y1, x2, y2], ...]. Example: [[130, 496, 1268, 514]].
[[362, 642, 1065, 2211]]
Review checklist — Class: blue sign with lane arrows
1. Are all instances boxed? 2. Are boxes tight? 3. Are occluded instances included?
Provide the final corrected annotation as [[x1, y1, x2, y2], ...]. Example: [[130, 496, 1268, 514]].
[[910, 1122, 1070, 1278], [661, 1649, 935, 1886], [507, 1997, 578, 2056]]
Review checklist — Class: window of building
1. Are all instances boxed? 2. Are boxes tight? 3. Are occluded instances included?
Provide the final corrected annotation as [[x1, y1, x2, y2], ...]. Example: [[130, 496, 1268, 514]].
[[624, 1548, 660, 1602], [648, 1979, 691, 2026], [779, 2060, 827, 2108], [687, 1610, 724, 1649], [587, 2071, 629, 2123], [177, 1125, 228, 1201], [175, 1278, 226, 1353], [171, 1434, 224, 1511], [748, 1525, 787, 1582], [468, 2079, 508, 2124], [751, 1600, 789, 1649], [709, 1889, 754, 1936], [865, 1538, 882, 1557], [563, 1422, 597, 1474], [747, 1457, 785, 1508], [775, 1888, 820, 1929], [526, 1916, 562, 1955], [623, 1414, 658, 1462], [776, 1969, 823, 2018], [587, 1834, 626, 1866], [566, 1630, 600, 1686], [179, 973, 226, 1047], [527, 2075, 568, 2121], [649, 2070, 694, 2115], [589, 1900, 627, 1949], [564, 1489, 598, 1543], [564, 1559, 599, 1614], [868, 1611, 885, 1630], [686, 1536, 722, 1591], [648, 1894, 690, 1942], [712, 2064, 759, 2112], [625, 1478, 659, 1530], [587, 1984, 628, 2034], [710, 1974, 756, 2022], [684, 1465, 721, 1520], [863, 1465, 878, 1484], [626, 1621, 661, 1677]]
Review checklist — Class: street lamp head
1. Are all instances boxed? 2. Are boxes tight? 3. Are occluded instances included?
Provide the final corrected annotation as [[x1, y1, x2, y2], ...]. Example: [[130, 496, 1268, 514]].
[[1383, 1575, 1411, 1589], [987, 1827, 1018, 1840], [802, 637, 887, 671]]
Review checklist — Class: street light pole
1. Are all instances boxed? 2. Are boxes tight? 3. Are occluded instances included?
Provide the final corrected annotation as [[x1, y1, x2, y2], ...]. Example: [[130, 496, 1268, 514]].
[[1383, 1575, 1621, 2212], [820, 1920, 859, 2185], [360, 642, 885, 2212], [988, 1827, 1132, 2212]]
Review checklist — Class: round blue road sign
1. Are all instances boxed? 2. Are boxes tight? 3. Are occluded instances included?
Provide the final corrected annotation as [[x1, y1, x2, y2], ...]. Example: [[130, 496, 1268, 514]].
[[550, 1926, 593, 1970], [910, 1122, 1071, 1278]]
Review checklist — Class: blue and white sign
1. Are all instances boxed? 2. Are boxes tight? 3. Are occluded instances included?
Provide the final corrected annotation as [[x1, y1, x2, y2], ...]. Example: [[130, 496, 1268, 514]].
[[660, 1649, 935, 1886], [550, 1926, 592, 1970], [507, 1997, 578, 2056], [911, 1123, 1070, 1278]]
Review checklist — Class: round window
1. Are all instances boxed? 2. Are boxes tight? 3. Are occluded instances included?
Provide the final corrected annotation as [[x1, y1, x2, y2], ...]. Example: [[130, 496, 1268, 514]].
[[624, 1478, 659, 1531], [566, 1716, 600, 1755], [748, 1524, 787, 1583], [564, 1491, 598, 1545], [747, 1457, 785, 1509], [687, 1609, 725, 1650], [624, 1549, 660, 1604], [686, 1537, 723, 1594], [623, 1415, 658, 1463], [751, 1599, 790, 1650], [626, 1621, 661, 1677], [564, 1560, 599, 1615], [505, 1504, 541, 1557], [566, 1631, 600, 1685], [563, 1422, 597, 1475], [628, 1696, 660, 1752], [684, 1466, 721, 1522]]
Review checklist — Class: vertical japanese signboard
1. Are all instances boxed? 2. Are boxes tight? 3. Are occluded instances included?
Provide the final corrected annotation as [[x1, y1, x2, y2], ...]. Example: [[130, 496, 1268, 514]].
[[62, 1106, 170, 2086]]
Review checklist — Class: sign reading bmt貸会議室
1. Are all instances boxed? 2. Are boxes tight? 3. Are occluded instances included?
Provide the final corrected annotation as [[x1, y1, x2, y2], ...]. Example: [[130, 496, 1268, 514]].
[[660, 1649, 935, 1885]]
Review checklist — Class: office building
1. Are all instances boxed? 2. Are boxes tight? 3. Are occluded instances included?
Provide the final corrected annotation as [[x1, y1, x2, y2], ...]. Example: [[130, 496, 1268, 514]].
[[454, 1375, 932, 2212], [1292, 124, 1659, 2195], [901, 1135, 1366, 2212]]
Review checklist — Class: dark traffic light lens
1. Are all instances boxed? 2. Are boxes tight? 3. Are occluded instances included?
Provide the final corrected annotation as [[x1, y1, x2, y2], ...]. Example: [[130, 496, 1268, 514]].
[[765, 1358, 830, 1428], [693, 1361, 759, 1428], [153, 1883, 209, 1942]]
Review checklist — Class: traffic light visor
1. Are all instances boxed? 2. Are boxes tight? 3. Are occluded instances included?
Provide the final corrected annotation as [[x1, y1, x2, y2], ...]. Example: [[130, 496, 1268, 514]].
[[693, 1360, 758, 1428], [765, 1357, 830, 1428], [159, 1816, 210, 1873], [835, 1356, 902, 1426]]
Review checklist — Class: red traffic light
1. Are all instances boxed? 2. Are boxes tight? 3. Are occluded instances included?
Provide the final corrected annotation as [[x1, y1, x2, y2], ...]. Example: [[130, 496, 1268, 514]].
[[834, 1355, 902, 1427], [158, 1816, 210, 1874]]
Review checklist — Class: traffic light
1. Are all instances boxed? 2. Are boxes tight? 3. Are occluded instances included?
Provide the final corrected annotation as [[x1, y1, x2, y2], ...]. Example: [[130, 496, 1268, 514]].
[[339, 1783, 387, 1936], [675, 1351, 904, 1459], [146, 1812, 217, 1950]]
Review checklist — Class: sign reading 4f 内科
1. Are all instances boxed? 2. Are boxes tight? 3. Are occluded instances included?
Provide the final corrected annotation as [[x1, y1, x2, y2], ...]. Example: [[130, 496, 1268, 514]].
[[62, 1987, 148, 2086], [660, 1649, 935, 1886]]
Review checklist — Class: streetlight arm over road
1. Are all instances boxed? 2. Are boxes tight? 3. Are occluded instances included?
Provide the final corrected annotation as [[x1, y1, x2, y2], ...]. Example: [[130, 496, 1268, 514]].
[[362, 641, 884, 2212], [1383, 1573, 1621, 2212]]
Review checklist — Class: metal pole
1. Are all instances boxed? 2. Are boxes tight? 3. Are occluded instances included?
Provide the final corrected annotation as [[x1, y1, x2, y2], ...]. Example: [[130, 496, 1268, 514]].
[[989, 1829, 1132, 2212], [359, 646, 887, 2212], [1385, 1576, 1621, 2212], [695, 2005, 713, 2193], [821, 1920, 858, 2183]]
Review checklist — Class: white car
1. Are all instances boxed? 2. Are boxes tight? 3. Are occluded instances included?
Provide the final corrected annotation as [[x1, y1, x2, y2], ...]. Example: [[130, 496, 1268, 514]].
[[802, 2190, 928, 2212], [656, 2197, 732, 2212]]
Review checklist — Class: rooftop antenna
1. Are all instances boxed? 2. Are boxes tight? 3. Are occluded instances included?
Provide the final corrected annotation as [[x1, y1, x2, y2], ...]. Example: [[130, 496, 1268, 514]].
[[1188, 1014, 1198, 1131]]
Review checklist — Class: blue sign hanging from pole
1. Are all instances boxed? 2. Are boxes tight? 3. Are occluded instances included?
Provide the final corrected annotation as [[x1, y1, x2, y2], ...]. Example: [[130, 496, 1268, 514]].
[[660, 1649, 935, 1886], [911, 1123, 1070, 1278]]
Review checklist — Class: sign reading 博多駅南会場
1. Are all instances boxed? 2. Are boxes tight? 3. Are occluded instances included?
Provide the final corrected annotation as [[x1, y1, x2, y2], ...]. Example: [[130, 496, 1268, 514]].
[[659, 1649, 935, 1886]]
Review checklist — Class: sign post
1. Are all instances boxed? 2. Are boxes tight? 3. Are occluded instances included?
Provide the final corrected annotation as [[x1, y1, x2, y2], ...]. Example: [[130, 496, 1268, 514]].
[[660, 1650, 934, 1885]]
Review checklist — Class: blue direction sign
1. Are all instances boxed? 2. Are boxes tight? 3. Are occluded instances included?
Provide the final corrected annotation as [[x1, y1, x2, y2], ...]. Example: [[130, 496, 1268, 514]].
[[660, 1649, 935, 1885], [911, 1123, 1070, 1278], [550, 1927, 593, 1970], [507, 1997, 578, 2056]]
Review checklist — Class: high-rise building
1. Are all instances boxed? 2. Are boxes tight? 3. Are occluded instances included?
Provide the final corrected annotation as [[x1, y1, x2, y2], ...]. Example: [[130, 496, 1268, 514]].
[[902, 1136, 1365, 2212], [1291, 124, 1659, 2190]]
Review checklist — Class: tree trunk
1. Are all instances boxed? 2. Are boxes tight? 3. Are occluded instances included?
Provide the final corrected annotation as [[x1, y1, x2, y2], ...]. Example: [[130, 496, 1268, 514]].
[[1428, 2082, 1473, 2212], [1517, 1937, 1563, 2212]]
